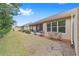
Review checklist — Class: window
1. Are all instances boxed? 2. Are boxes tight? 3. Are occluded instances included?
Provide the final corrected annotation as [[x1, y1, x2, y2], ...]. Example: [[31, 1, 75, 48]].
[[52, 21, 57, 32], [47, 23, 51, 32], [46, 19, 66, 33], [58, 20, 65, 33], [39, 24, 43, 31]]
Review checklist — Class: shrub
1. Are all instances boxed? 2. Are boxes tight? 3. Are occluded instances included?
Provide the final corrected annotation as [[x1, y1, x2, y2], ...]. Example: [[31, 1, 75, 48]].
[[0, 31, 4, 38], [25, 30, 31, 34], [0, 26, 11, 38]]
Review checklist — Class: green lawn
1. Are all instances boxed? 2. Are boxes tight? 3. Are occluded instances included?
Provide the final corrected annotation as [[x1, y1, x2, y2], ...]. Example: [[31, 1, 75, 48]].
[[0, 31, 74, 56], [0, 31, 30, 56], [0, 31, 57, 56], [0, 31, 53, 56]]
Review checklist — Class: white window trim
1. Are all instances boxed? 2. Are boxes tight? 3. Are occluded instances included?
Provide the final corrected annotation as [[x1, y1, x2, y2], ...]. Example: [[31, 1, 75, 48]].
[[57, 21, 58, 33], [52, 21, 57, 32], [58, 20, 66, 33], [47, 23, 51, 32], [47, 20, 66, 33]]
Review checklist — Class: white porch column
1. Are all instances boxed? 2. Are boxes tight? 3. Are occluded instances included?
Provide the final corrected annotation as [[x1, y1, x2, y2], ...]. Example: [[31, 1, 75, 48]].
[[71, 14, 74, 45], [57, 21, 58, 33], [74, 8, 79, 55], [43, 23, 47, 36], [51, 22, 52, 32], [33, 26, 36, 31]]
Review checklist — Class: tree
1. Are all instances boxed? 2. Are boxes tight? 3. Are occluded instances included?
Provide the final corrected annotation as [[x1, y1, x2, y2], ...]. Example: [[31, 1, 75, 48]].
[[0, 3, 20, 38], [12, 20, 17, 31]]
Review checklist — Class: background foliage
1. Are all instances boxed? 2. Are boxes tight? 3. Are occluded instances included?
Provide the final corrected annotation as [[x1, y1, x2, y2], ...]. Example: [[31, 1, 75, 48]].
[[0, 3, 20, 38]]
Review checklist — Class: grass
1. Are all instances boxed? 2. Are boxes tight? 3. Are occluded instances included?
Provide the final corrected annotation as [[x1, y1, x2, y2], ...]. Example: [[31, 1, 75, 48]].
[[0, 31, 31, 56], [0, 31, 74, 56], [0, 31, 55, 56], [0, 31, 53, 56]]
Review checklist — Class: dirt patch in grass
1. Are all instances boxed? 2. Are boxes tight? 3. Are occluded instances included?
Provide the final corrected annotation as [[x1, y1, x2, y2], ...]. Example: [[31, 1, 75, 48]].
[[0, 31, 75, 56]]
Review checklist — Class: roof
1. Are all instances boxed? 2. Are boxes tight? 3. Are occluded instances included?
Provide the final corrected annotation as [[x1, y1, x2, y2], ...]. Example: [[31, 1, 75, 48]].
[[29, 7, 78, 26], [22, 22, 33, 26]]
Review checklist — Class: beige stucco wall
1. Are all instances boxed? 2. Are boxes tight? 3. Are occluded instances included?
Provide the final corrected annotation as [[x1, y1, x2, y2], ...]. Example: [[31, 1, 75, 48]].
[[43, 18, 71, 41], [30, 26, 33, 30], [74, 8, 79, 55], [15, 27, 21, 31], [24, 26, 30, 30], [32, 26, 36, 31], [61, 18, 71, 40], [76, 9, 79, 55], [43, 23, 48, 36], [31, 18, 71, 41]]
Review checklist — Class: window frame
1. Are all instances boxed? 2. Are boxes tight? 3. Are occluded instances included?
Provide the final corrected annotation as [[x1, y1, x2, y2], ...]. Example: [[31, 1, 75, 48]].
[[52, 21, 57, 32], [46, 19, 66, 33], [47, 23, 51, 32], [58, 19, 66, 33]]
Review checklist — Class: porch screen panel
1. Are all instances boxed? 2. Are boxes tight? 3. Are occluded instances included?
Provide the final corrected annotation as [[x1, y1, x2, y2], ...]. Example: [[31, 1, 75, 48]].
[[58, 20, 65, 33], [52, 21, 57, 32], [47, 23, 51, 32]]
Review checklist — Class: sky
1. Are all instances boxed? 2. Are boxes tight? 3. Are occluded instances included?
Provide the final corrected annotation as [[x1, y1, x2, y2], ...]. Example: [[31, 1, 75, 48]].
[[13, 3, 79, 26]]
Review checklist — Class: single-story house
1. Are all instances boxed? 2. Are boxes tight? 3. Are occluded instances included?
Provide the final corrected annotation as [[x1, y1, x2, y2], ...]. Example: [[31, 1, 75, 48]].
[[14, 26, 22, 31], [21, 22, 33, 31], [22, 24, 30, 30], [25, 7, 79, 55]]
